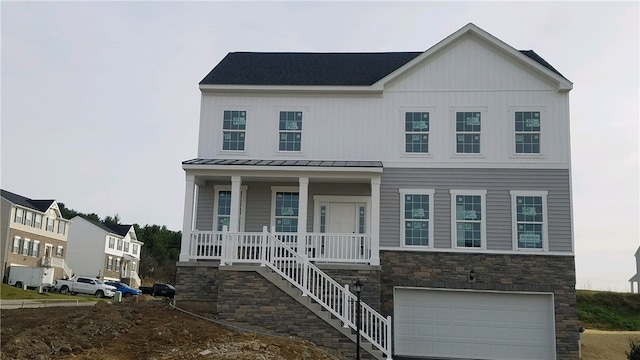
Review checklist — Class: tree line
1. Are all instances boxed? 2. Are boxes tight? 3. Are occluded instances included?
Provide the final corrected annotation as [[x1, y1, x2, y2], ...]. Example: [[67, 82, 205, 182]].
[[58, 203, 180, 283]]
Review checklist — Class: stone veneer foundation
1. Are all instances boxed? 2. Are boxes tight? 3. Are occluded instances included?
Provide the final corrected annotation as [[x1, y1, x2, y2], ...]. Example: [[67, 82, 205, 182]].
[[176, 251, 579, 360]]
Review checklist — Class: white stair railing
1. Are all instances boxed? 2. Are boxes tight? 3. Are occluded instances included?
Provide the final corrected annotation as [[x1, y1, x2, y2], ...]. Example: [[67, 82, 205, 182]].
[[49, 257, 73, 278], [220, 226, 392, 359]]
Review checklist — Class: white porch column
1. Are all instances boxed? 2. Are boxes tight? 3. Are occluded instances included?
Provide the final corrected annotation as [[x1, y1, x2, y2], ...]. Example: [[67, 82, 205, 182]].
[[297, 177, 309, 256], [179, 174, 197, 262], [229, 176, 242, 232], [370, 176, 381, 266]]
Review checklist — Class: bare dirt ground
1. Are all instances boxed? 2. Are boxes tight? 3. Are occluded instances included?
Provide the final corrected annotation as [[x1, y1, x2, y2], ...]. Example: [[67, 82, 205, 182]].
[[0, 296, 338, 360], [2, 296, 639, 360], [581, 329, 640, 360]]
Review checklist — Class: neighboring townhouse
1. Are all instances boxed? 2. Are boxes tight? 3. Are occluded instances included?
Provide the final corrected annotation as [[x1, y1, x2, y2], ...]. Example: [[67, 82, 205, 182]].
[[66, 216, 143, 288], [1, 189, 72, 281], [176, 23, 578, 360], [630, 246, 640, 293]]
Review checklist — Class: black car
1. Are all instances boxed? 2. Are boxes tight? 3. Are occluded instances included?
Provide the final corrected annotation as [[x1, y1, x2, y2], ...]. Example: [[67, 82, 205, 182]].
[[139, 283, 176, 298]]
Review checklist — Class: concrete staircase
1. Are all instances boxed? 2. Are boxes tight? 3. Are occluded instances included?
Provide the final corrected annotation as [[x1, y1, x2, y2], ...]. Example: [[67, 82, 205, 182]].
[[255, 266, 385, 360]]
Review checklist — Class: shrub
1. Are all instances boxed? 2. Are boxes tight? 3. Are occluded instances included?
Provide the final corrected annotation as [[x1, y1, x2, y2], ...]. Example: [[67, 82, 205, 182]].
[[628, 339, 640, 360]]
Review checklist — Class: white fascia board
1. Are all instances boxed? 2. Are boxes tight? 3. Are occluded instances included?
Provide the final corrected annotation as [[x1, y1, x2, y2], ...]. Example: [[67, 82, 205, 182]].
[[199, 84, 382, 93], [374, 23, 573, 92], [382, 161, 570, 169]]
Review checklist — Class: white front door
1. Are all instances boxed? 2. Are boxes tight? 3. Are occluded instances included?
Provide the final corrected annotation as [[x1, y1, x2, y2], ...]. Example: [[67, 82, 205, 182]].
[[328, 203, 357, 233]]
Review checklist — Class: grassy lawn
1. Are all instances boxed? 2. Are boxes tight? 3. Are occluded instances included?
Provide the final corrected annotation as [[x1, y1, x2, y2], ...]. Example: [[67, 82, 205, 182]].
[[577, 290, 640, 330], [0, 283, 97, 301]]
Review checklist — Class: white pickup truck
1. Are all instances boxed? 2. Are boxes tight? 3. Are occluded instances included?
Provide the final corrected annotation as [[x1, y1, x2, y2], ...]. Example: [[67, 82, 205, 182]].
[[54, 276, 116, 298]]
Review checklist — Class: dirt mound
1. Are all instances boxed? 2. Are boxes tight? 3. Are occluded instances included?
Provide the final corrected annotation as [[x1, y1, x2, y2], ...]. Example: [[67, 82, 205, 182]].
[[1, 299, 338, 360]]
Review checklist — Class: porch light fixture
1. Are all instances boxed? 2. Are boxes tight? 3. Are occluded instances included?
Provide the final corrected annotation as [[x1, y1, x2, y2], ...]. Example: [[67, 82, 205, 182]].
[[354, 279, 364, 360], [468, 269, 476, 283]]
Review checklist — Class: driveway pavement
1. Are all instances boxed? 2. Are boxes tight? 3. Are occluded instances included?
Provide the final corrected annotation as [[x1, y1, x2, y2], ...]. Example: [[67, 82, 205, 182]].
[[0, 299, 97, 309]]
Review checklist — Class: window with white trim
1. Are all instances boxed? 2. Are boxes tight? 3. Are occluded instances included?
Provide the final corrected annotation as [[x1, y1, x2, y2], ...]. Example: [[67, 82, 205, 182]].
[[12, 236, 21, 253], [278, 111, 302, 151], [107, 256, 113, 271], [124, 242, 129, 253], [273, 191, 299, 233], [56, 246, 63, 257], [15, 208, 24, 224], [451, 190, 486, 249], [132, 261, 137, 271], [405, 112, 429, 153], [57, 221, 66, 235], [115, 258, 121, 272], [34, 214, 43, 229], [222, 110, 246, 151], [132, 243, 138, 255], [515, 111, 541, 154], [108, 237, 115, 249], [25, 211, 33, 227], [117, 239, 123, 251], [32, 241, 40, 257], [400, 189, 435, 247], [214, 186, 246, 231], [46, 218, 54, 232], [455, 111, 481, 154], [23, 239, 31, 255], [511, 191, 548, 250]]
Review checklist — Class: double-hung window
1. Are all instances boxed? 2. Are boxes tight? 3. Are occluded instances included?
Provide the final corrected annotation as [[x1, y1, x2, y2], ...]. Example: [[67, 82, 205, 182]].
[[46, 218, 54, 232], [56, 246, 64, 257], [455, 111, 481, 154], [108, 237, 115, 249], [272, 188, 299, 242], [511, 191, 548, 250], [400, 190, 434, 247], [107, 257, 113, 271], [222, 110, 246, 151], [515, 111, 541, 154], [57, 221, 66, 235], [15, 208, 24, 224], [451, 190, 486, 249], [278, 111, 302, 151], [23, 239, 31, 256], [124, 242, 129, 253], [12, 237, 21, 253], [115, 258, 121, 272], [117, 239, 123, 251], [405, 112, 430, 153], [133, 244, 139, 255], [24, 211, 33, 227], [34, 214, 43, 229], [32, 241, 40, 257]]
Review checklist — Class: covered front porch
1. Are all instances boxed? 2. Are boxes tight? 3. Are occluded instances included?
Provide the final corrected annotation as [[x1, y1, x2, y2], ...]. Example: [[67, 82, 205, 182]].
[[178, 159, 383, 266]]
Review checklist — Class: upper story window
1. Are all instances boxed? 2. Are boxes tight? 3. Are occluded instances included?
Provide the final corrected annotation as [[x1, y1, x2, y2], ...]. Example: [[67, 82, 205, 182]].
[[400, 190, 435, 247], [34, 214, 42, 229], [273, 190, 299, 234], [108, 237, 115, 249], [117, 239, 123, 251], [222, 110, 246, 151], [455, 111, 481, 154], [511, 191, 548, 251], [124, 242, 130, 253], [278, 111, 302, 151], [405, 112, 430, 153], [132, 243, 139, 255], [451, 190, 487, 249], [57, 221, 66, 235], [24, 211, 33, 226], [14, 208, 24, 224], [46, 218, 54, 232], [515, 111, 541, 154]]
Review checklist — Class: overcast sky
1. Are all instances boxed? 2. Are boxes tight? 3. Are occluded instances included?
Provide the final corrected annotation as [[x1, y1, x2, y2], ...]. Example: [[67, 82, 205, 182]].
[[1, 1, 638, 292]]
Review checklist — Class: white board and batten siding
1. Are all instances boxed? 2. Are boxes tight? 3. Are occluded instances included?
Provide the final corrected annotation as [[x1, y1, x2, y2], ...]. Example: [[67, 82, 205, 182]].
[[394, 287, 556, 360], [197, 35, 570, 169]]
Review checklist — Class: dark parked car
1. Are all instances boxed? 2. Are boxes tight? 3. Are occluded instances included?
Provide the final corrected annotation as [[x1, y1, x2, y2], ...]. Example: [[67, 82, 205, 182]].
[[104, 281, 142, 298], [139, 283, 176, 298]]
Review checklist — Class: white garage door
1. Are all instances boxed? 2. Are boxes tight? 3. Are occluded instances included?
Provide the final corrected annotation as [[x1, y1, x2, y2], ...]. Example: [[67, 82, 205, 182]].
[[394, 288, 555, 360]]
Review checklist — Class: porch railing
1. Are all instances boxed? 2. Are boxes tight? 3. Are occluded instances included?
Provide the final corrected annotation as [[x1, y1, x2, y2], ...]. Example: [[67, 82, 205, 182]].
[[44, 257, 73, 278], [219, 226, 392, 359], [190, 230, 372, 264]]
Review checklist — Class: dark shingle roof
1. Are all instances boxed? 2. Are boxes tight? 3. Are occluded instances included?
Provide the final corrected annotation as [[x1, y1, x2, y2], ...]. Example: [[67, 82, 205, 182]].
[[183, 158, 383, 168], [200, 52, 422, 86], [1, 189, 55, 213], [200, 50, 566, 86], [80, 216, 133, 237]]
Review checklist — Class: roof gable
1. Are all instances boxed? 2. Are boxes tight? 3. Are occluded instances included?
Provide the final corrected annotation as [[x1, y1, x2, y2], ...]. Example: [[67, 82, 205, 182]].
[[200, 23, 571, 92], [1, 189, 56, 214]]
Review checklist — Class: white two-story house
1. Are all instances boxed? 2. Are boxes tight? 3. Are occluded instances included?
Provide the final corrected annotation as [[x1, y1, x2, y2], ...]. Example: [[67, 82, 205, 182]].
[[1, 189, 73, 281], [176, 23, 578, 360], [66, 216, 143, 288]]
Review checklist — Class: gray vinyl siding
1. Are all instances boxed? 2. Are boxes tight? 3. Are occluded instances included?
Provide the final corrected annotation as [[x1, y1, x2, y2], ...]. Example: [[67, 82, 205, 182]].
[[380, 168, 572, 252], [195, 186, 214, 231]]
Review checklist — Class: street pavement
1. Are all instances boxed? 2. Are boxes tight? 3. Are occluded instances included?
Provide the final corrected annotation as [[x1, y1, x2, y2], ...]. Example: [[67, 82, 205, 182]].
[[0, 299, 97, 309]]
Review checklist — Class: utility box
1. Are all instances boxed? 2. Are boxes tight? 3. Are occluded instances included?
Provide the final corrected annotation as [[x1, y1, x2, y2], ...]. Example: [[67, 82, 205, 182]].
[[112, 291, 122, 303]]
